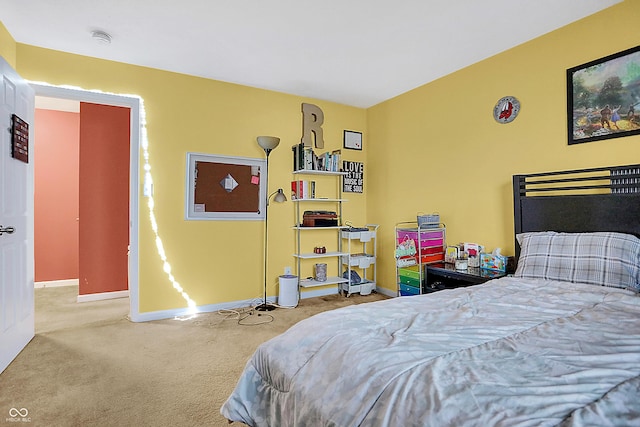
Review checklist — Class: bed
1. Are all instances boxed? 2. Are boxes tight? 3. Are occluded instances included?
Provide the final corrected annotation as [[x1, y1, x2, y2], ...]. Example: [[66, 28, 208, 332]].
[[221, 164, 640, 426]]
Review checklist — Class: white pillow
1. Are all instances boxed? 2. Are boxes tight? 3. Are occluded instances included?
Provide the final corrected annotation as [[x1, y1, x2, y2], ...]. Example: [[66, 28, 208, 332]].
[[515, 231, 640, 292]]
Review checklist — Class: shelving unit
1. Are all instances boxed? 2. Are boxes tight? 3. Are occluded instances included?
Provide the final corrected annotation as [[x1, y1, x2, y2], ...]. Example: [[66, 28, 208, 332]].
[[340, 224, 378, 297], [293, 169, 348, 291], [395, 221, 446, 296]]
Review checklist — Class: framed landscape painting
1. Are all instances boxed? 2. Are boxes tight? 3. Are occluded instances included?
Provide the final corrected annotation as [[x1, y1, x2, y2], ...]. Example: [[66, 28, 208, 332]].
[[567, 45, 640, 145]]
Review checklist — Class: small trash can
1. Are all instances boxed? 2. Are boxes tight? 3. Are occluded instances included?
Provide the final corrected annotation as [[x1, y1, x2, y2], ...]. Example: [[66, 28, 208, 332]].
[[278, 274, 298, 307]]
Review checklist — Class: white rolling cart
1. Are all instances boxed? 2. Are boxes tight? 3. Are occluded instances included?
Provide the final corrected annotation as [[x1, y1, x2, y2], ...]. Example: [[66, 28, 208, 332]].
[[340, 224, 379, 297]]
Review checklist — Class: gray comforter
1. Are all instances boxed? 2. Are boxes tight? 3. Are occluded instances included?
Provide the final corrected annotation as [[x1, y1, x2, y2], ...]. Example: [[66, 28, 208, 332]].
[[221, 277, 640, 426]]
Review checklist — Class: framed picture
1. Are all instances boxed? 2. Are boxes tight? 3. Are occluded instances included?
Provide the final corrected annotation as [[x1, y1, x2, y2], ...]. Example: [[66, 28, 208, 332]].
[[343, 130, 362, 150], [567, 45, 640, 145]]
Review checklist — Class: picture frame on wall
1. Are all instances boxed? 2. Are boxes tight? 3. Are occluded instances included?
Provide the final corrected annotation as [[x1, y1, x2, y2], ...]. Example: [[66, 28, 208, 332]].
[[343, 130, 363, 150], [567, 45, 640, 145]]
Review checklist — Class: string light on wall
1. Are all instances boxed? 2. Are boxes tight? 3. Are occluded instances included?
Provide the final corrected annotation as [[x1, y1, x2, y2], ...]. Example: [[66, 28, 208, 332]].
[[139, 99, 198, 315], [28, 82, 197, 316]]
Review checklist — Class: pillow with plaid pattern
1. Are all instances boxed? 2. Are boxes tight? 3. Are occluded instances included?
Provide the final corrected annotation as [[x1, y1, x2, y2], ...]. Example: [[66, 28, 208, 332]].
[[515, 232, 640, 292]]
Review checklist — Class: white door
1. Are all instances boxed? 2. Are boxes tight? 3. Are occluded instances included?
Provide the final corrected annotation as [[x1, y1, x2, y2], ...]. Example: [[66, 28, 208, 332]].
[[0, 56, 35, 374]]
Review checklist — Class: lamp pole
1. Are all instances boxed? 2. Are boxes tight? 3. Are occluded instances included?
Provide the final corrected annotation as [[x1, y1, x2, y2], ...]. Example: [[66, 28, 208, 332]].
[[256, 148, 276, 311], [255, 136, 283, 311]]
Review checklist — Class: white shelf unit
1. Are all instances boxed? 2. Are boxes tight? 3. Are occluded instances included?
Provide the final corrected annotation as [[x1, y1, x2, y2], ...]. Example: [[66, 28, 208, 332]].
[[292, 170, 348, 290], [340, 224, 379, 297]]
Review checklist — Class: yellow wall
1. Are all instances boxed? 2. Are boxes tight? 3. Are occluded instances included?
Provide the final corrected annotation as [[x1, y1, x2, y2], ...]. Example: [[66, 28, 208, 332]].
[[0, 21, 16, 67], [13, 44, 367, 313], [3, 0, 639, 311], [367, 0, 640, 293]]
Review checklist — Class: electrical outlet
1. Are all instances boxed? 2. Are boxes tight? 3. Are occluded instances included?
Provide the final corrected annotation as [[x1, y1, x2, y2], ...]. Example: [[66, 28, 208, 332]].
[[284, 266, 292, 275]]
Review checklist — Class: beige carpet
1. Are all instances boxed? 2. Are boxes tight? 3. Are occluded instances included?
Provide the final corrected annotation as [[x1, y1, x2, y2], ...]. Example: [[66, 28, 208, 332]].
[[0, 286, 387, 426]]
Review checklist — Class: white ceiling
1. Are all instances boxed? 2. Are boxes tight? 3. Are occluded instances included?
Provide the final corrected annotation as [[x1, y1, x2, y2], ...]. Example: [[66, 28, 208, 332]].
[[1, 0, 621, 108]]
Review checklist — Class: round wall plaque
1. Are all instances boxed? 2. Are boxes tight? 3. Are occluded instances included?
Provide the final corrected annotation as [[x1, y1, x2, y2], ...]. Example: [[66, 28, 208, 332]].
[[493, 96, 520, 124]]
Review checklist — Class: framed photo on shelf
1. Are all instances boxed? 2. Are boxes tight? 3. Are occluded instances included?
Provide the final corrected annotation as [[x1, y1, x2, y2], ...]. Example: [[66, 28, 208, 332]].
[[343, 130, 362, 150], [567, 45, 640, 145]]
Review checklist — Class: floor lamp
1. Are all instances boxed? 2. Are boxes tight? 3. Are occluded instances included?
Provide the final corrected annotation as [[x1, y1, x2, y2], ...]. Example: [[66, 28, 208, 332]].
[[255, 136, 287, 312]]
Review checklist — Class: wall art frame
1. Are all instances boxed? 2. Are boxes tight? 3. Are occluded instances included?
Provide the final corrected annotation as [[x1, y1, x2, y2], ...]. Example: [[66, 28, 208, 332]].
[[343, 130, 362, 150], [567, 45, 640, 145]]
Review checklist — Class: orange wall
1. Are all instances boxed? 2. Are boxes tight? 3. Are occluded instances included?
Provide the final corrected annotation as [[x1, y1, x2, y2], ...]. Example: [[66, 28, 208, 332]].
[[78, 102, 130, 295], [34, 109, 79, 282]]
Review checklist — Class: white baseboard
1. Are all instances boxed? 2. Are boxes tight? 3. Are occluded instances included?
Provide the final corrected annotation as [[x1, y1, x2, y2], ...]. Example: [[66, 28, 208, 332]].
[[129, 285, 396, 323], [35, 279, 79, 288], [77, 290, 129, 303], [300, 285, 397, 299], [129, 297, 276, 322], [375, 286, 396, 298]]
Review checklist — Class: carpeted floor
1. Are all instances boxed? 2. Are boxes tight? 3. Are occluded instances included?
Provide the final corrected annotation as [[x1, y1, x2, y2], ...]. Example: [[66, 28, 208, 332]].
[[0, 286, 387, 426]]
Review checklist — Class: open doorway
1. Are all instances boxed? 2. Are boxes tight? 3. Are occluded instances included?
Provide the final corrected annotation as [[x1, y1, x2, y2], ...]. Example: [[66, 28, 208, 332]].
[[34, 98, 130, 302], [30, 83, 141, 321], [33, 97, 80, 291]]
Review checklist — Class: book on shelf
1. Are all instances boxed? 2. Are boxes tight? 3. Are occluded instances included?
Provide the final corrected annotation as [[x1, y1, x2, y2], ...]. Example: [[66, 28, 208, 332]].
[[291, 180, 316, 199], [291, 143, 303, 171], [292, 143, 342, 172], [330, 149, 341, 172], [303, 147, 313, 170]]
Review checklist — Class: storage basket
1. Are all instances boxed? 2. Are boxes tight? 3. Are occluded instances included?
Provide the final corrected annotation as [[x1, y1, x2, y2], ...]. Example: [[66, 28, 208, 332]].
[[417, 213, 440, 228], [419, 246, 444, 255], [420, 253, 444, 264], [342, 254, 375, 268], [396, 256, 417, 267], [397, 229, 443, 244], [399, 283, 420, 296], [398, 266, 421, 287], [360, 282, 373, 295]]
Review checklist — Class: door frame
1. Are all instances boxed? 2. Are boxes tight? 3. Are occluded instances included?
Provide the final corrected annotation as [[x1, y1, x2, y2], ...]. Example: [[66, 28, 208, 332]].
[[31, 83, 141, 321]]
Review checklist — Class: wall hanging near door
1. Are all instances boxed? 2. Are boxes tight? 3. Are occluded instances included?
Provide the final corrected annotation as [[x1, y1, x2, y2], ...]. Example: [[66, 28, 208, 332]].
[[11, 114, 29, 163]]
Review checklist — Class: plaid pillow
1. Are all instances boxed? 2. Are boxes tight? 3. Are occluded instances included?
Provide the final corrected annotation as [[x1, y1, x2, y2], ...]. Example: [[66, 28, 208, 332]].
[[515, 232, 640, 292]]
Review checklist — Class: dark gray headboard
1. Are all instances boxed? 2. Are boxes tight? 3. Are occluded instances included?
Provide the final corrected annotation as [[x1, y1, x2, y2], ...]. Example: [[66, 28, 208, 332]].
[[513, 164, 640, 259]]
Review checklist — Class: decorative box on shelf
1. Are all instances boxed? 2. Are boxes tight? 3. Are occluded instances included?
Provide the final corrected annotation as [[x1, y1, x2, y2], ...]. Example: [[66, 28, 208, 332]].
[[302, 210, 338, 227], [480, 253, 507, 272]]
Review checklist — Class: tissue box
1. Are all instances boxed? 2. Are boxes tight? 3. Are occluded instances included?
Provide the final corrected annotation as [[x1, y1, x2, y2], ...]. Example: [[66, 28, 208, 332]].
[[480, 253, 506, 272]]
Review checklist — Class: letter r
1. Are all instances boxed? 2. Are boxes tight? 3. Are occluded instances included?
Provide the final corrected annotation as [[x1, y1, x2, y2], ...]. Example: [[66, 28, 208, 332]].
[[301, 103, 324, 149]]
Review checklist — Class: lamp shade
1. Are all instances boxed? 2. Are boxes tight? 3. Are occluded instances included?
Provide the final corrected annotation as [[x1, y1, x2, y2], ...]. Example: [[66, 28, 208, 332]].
[[257, 136, 280, 151], [273, 188, 287, 203]]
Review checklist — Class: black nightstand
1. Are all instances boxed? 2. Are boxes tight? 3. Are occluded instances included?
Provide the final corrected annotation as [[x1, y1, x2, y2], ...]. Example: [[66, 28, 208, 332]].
[[425, 263, 507, 293]]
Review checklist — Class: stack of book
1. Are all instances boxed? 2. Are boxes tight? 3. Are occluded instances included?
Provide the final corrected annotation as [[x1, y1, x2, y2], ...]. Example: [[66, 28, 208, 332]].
[[292, 143, 341, 172], [290, 180, 316, 200]]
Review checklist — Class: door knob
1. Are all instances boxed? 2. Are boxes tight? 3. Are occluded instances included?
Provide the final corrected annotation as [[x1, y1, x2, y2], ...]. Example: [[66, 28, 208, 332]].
[[0, 225, 15, 235]]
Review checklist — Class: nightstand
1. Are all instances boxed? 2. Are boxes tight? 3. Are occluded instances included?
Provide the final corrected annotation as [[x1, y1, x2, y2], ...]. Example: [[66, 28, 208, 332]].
[[424, 263, 507, 293]]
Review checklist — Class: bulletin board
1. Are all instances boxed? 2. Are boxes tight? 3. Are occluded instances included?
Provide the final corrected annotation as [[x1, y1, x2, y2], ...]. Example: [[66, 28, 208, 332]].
[[185, 153, 267, 220]]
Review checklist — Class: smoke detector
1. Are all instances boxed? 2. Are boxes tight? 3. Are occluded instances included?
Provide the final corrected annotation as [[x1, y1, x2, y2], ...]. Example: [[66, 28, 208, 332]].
[[91, 30, 112, 45]]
